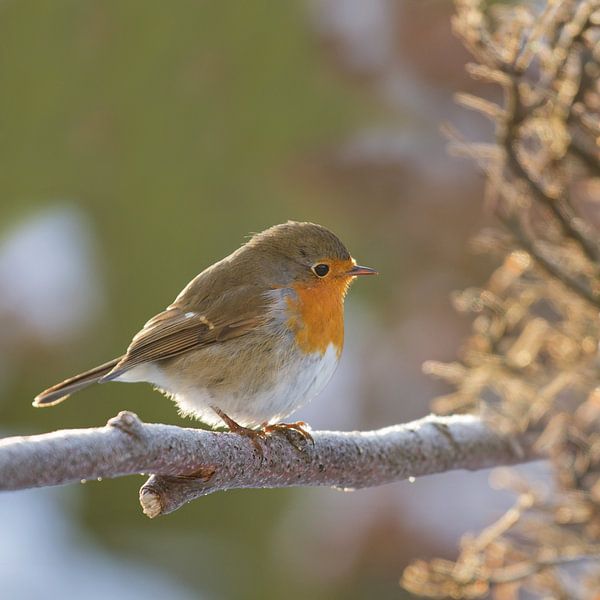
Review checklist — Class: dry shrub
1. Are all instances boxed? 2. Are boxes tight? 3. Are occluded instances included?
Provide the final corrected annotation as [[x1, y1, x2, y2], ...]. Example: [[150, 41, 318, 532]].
[[402, 1, 600, 598]]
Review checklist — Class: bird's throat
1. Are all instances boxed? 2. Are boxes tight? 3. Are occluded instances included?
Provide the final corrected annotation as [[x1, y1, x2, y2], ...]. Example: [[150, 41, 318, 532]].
[[286, 279, 349, 357]]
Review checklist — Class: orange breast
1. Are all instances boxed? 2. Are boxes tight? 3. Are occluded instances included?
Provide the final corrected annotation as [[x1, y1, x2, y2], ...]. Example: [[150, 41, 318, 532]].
[[286, 277, 350, 357]]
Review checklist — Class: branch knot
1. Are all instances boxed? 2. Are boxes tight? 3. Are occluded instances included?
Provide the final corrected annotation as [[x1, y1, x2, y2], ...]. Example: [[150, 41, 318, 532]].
[[107, 411, 145, 440]]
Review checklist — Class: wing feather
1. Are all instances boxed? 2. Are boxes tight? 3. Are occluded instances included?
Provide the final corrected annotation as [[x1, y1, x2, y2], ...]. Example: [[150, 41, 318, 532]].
[[103, 285, 269, 380]]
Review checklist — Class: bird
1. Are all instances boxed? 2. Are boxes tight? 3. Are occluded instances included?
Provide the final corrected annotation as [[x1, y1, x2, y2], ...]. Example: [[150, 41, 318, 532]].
[[34, 221, 376, 446]]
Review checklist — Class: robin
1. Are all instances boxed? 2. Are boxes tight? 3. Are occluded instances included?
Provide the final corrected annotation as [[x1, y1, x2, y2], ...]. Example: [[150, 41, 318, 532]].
[[34, 221, 376, 447]]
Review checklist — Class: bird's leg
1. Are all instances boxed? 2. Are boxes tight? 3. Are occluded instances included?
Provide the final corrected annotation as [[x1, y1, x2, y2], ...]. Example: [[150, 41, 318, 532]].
[[211, 406, 266, 458]]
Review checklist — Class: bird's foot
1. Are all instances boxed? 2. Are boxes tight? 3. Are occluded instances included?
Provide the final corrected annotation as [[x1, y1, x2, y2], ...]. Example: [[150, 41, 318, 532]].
[[263, 421, 313, 443], [212, 406, 267, 458], [212, 407, 314, 458], [262, 421, 314, 453]]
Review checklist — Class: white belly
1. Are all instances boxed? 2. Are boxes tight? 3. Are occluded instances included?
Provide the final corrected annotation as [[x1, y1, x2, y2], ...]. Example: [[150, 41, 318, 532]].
[[117, 342, 340, 428]]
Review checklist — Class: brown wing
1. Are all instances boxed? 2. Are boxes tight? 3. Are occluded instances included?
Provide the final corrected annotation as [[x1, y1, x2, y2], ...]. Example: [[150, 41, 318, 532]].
[[103, 283, 268, 380]]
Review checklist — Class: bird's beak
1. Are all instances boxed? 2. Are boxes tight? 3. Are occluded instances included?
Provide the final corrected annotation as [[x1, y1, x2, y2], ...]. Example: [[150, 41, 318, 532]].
[[347, 264, 378, 276]]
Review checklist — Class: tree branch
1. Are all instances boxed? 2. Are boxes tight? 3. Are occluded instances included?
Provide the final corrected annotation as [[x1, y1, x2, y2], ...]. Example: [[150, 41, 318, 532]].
[[0, 411, 540, 518], [501, 212, 600, 308]]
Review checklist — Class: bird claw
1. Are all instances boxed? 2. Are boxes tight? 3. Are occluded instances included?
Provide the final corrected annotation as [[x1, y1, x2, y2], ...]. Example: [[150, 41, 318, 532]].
[[262, 421, 314, 454], [237, 428, 267, 459], [212, 407, 314, 459], [263, 421, 313, 443], [212, 406, 267, 459]]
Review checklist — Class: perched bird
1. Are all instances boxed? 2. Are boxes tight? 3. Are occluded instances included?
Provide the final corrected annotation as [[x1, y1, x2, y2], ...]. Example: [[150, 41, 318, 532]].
[[34, 221, 376, 444]]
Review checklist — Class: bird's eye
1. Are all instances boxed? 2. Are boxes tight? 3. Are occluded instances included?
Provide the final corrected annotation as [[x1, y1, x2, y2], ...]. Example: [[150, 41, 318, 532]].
[[312, 263, 330, 277]]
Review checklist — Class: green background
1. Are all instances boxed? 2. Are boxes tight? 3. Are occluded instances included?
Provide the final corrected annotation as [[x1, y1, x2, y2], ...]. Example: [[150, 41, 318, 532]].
[[0, 2, 488, 599]]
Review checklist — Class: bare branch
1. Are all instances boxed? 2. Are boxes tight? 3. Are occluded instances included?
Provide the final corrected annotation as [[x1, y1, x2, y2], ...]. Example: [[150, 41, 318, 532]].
[[501, 213, 600, 307], [501, 81, 600, 267], [0, 411, 540, 518]]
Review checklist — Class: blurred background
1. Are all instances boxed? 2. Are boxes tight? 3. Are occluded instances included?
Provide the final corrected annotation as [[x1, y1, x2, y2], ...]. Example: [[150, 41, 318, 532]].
[[0, 1, 512, 598]]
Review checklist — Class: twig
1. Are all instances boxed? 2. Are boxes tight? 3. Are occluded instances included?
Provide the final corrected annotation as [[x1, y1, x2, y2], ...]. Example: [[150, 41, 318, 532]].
[[502, 213, 600, 307], [569, 120, 600, 173], [498, 7, 600, 266], [502, 81, 600, 266], [489, 547, 600, 584], [0, 412, 540, 518]]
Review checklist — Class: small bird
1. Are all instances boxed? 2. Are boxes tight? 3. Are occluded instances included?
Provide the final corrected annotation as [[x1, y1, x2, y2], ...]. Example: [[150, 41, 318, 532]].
[[34, 221, 376, 444]]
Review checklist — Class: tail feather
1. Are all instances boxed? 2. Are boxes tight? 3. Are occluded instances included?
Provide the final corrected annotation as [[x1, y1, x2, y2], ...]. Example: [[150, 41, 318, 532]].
[[33, 357, 123, 407]]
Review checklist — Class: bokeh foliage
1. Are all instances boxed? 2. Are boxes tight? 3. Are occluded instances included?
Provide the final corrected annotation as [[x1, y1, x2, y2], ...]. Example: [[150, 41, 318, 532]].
[[0, 2, 382, 599]]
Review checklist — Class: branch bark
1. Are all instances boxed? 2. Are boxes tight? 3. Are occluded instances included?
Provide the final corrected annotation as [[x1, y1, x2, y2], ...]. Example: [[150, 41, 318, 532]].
[[0, 411, 540, 518]]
